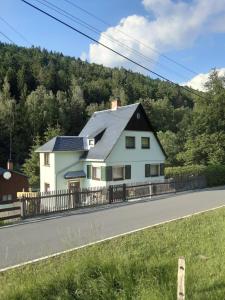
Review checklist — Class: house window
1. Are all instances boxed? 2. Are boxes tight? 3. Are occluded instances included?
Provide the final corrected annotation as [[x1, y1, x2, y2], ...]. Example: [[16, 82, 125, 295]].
[[44, 153, 50, 166], [2, 194, 12, 201], [112, 166, 124, 181], [145, 164, 159, 177], [126, 136, 135, 149], [92, 167, 101, 180], [44, 183, 50, 193], [150, 164, 159, 177], [89, 139, 94, 147], [142, 137, 150, 149]]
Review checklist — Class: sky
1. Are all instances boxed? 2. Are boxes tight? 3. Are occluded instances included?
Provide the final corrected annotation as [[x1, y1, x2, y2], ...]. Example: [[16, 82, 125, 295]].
[[0, 0, 225, 91]]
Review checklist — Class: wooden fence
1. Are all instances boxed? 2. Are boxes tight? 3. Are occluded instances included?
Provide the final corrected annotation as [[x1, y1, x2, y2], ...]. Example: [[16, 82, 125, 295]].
[[0, 200, 21, 222], [20, 175, 207, 219]]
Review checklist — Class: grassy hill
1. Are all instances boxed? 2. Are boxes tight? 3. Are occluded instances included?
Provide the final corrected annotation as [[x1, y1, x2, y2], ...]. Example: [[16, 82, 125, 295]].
[[1, 207, 225, 299]]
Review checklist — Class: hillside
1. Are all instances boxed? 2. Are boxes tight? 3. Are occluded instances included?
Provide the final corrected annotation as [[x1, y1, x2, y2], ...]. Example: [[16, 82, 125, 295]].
[[0, 42, 224, 181]]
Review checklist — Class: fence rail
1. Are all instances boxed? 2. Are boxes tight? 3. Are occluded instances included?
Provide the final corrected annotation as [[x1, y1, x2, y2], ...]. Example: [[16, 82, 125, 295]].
[[0, 200, 21, 222], [19, 175, 207, 219]]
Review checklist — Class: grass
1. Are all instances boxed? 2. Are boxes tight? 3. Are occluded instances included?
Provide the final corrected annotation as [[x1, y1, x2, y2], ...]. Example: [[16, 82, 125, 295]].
[[1, 208, 225, 299]]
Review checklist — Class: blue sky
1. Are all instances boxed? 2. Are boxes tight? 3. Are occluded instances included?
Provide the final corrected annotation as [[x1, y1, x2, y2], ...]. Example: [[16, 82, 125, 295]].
[[0, 0, 225, 89]]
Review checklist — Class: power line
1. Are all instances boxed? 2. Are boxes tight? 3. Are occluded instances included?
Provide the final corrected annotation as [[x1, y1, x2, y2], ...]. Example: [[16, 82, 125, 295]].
[[33, 0, 188, 81], [21, 0, 206, 101], [63, 0, 199, 76], [0, 15, 31, 45], [0, 30, 15, 44]]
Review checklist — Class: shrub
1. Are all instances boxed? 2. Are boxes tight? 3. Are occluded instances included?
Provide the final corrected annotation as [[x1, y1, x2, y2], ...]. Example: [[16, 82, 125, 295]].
[[165, 165, 225, 187], [165, 165, 206, 178], [204, 165, 225, 187]]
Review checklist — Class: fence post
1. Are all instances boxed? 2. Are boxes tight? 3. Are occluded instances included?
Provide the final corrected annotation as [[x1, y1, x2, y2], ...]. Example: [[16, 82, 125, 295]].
[[109, 185, 113, 203], [149, 183, 152, 199], [173, 180, 176, 193], [123, 183, 126, 201], [177, 257, 185, 300], [20, 198, 25, 219]]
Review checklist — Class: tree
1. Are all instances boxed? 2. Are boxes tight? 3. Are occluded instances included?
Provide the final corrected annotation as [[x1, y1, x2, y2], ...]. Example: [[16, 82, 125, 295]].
[[23, 125, 63, 188], [157, 131, 181, 166], [22, 135, 42, 188], [177, 132, 225, 165], [0, 77, 16, 166]]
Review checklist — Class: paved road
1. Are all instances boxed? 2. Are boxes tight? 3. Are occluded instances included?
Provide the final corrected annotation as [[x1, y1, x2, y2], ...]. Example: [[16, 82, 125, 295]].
[[1, 187, 225, 270]]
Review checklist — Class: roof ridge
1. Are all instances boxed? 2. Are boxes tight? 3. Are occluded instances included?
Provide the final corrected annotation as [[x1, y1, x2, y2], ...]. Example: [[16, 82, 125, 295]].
[[93, 103, 139, 114], [58, 136, 82, 138]]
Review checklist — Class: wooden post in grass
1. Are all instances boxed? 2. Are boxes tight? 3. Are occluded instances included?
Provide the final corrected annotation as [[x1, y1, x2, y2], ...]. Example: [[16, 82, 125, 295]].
[[177, 257, 185, 300]]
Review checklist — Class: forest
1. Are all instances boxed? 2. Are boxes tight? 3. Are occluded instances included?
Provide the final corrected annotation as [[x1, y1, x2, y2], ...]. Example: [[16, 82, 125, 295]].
[[0, 42, 224, 186]]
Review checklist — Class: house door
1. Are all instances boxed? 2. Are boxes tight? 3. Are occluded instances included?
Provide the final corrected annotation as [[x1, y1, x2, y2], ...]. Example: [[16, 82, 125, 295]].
[[68, 181, 80, 208], [68, 181, 80, 190]]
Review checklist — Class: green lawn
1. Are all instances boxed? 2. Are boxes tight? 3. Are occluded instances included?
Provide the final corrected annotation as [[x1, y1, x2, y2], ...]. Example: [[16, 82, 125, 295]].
[[1, 208, 225, 300]]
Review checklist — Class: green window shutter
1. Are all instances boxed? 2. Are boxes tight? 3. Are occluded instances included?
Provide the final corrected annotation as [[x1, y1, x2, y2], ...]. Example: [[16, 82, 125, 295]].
[[106, 166, 112, 181], [125, 165, 131, 179], [145, 164, 150, 177], [160, 164, 165, 176], [101, 166, 106, 181], [87, 165, 92, 179]]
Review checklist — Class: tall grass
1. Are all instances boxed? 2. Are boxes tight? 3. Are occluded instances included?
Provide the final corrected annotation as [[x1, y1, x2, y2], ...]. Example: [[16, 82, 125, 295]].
[[1, 207, 225, 299]]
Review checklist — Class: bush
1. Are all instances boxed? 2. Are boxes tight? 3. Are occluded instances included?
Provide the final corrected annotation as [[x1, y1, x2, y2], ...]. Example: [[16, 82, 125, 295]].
[[165, 165, 206, 178], [204, 165, 225, 187], [165, 165, 225, 187]]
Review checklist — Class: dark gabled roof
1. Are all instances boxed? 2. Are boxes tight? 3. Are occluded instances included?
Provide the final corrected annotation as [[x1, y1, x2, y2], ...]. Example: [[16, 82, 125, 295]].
[[0, 167, 28, 177], [79, 103, 167, 160], [79, 103, 139, 160], [64, 170, 86, 179], [36, 136, 87, 152]]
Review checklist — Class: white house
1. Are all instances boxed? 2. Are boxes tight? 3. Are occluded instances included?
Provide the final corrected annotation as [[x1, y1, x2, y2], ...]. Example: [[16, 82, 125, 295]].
[[36, 100, 166, 192]]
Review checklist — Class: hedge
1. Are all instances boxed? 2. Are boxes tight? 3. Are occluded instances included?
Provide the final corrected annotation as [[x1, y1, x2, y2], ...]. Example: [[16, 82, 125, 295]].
[[165, 165, 225, 187]]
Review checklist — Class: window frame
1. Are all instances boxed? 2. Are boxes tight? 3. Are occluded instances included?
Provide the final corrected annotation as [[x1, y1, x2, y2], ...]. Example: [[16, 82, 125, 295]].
[[141, 137, 150, 149], [2, 194, 12, 201], [44, 183, 50, 193], [112, 166, 124, 181], [92, 166, 101, 180], [125, 136, 135, 149], [44, 153, 50, 166], [150, 164, 159, 177]]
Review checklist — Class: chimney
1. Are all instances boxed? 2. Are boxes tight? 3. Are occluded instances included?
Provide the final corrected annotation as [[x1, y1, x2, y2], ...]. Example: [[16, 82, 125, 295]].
[[7, 159, 13, 171], [111, 97, 121, 110]]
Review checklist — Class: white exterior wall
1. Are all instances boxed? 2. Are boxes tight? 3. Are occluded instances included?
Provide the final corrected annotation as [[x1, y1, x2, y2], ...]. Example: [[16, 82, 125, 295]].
[[105, 130, 165, 185], [40, 153, 56, 192], [55, 152, 83, 190]]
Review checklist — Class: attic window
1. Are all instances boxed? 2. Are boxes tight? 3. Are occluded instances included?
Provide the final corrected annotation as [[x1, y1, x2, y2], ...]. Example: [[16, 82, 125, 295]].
[[141, 137, 150, 149], [89, 140, 94, 146], [136, 113, 140, 119], [126, 136, 135, 149]]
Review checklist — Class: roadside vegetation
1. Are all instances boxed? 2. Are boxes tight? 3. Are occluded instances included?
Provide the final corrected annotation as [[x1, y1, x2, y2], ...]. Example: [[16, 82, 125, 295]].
[[165, 164, 225, 186], [1, 207, 225, 299]]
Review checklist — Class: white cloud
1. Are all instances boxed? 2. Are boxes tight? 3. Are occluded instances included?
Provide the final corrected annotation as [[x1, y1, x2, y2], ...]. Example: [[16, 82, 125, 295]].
[[80, 51, 87, 61], [183, 68, 225, 91], [88, 0, 225, 73]]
